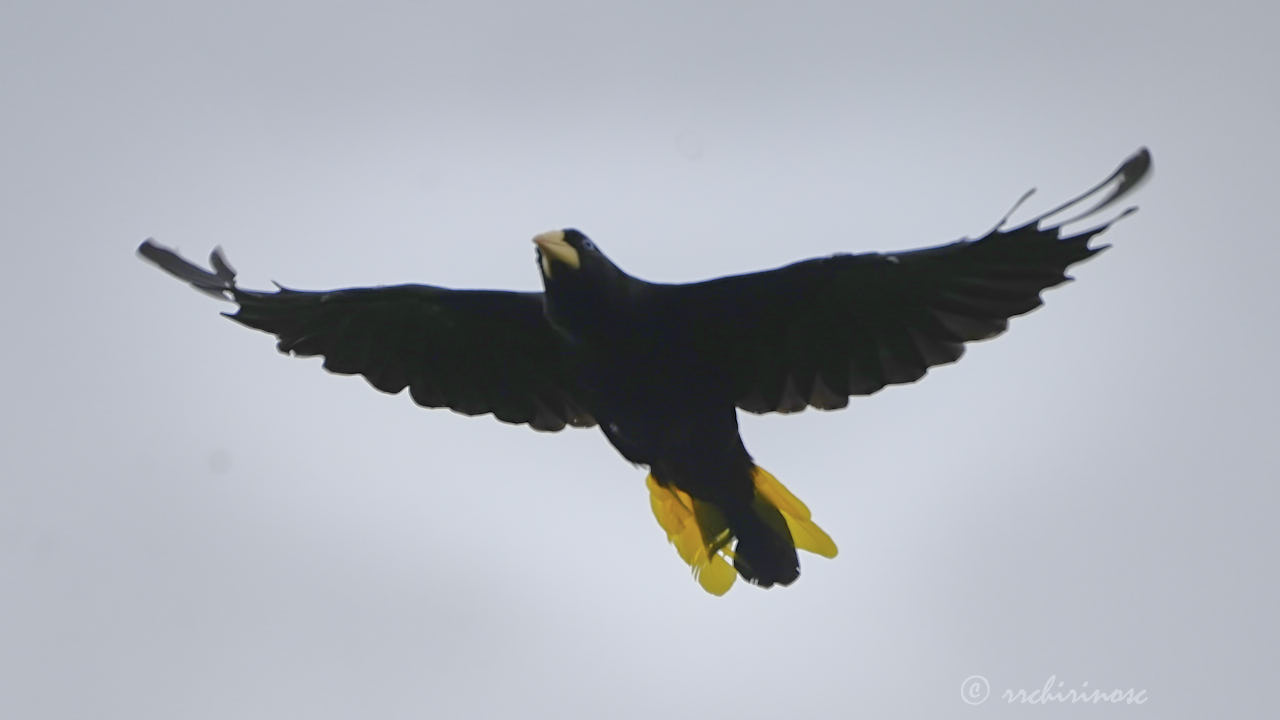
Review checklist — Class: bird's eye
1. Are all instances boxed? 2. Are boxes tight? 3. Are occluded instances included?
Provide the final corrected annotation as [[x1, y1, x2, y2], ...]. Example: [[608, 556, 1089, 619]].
[[581, 239, 595, 251]]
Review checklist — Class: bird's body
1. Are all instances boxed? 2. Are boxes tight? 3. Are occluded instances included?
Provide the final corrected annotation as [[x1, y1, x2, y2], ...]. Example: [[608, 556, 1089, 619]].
[[545, 272, 799, 586], [138, 148, 1151, 594]]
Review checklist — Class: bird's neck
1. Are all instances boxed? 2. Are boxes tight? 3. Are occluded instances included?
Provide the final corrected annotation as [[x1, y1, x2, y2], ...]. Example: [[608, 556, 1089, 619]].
[[543, 276, 647, 345]]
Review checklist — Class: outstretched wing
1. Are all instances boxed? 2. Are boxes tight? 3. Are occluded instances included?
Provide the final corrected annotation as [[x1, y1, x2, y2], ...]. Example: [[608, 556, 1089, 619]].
[[138, 241, 594, 431], [669, 148, 1152, 414]]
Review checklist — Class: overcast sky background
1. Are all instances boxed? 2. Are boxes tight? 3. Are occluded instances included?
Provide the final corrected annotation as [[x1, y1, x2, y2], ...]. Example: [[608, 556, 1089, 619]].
[[2, 1, 1276, 718]]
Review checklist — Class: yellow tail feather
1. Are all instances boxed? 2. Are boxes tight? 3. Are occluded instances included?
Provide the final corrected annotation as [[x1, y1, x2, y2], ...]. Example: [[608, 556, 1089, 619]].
[[646, 466, 837, 594], [751, 466, 838, 558], [646, 475, 737, 595]]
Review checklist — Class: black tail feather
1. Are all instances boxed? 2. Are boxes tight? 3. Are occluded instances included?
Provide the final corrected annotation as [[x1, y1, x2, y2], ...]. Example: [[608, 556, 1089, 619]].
[[729, 501, 800, 588]]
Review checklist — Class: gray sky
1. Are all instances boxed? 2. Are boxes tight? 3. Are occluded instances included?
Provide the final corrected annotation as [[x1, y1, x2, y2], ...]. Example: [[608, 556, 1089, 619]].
[[2, 1, 1276, 718]]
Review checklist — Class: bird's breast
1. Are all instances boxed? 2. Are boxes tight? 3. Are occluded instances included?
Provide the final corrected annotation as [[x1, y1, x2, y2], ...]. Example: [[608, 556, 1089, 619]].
[[562, 334, 737, 465]]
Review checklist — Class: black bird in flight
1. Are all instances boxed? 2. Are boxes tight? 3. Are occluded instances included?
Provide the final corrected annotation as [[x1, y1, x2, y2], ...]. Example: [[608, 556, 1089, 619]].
[[139, 148, 1151, 594]]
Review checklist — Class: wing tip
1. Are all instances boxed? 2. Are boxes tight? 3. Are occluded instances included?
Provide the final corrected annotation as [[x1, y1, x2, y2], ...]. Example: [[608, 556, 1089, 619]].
[[137, 238, 239, 301], [1033, 147, 1153, 229]]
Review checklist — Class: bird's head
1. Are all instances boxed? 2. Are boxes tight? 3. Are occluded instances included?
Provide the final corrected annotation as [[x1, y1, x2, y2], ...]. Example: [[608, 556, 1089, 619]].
[[532, 228, 627, 290], [532, 228, 635, 334]]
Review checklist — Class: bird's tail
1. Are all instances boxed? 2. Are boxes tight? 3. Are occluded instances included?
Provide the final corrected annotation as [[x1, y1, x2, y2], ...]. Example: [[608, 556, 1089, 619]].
[[646, 466, 837, 595]]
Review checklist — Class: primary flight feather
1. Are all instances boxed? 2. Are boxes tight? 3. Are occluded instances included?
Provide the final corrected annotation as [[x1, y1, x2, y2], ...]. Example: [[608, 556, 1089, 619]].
[[139, 148, 1151, 594]]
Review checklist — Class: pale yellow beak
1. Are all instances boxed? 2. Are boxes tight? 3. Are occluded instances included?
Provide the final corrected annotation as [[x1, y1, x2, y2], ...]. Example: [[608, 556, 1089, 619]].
[[533, 230, 580, 277]]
